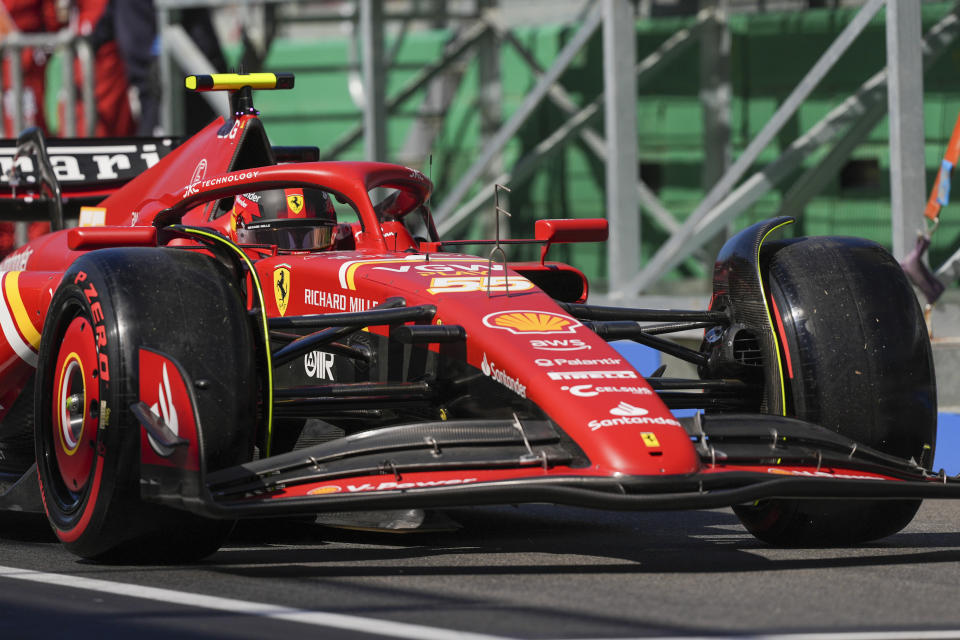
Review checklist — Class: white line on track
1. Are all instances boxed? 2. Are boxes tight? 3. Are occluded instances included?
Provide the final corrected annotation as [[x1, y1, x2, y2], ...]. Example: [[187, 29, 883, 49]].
[[3, 565, 956, 640], [0, 564, 514, 640], [563, 633, 960, 640]]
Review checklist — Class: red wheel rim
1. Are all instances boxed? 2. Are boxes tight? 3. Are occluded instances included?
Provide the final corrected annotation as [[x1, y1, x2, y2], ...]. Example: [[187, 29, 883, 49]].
[[52, 316, 99, 494]]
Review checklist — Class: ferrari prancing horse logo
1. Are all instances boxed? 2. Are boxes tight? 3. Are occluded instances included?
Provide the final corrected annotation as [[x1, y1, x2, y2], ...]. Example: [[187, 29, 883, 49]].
[[274, 265, 291, 316], [286, 193, 304, 216]]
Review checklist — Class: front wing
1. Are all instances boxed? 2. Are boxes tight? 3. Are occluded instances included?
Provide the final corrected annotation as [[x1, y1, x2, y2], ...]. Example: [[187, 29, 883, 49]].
[[135, 405, 960, 520]]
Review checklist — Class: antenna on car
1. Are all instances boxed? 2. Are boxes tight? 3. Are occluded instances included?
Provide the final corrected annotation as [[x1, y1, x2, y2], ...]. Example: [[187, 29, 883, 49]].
[[424, 154, 433, 261], [487, 184, 511, 297], [427, 154, 433, 206]]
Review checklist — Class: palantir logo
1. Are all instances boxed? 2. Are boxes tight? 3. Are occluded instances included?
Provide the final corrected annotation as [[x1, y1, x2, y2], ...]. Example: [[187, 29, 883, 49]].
[[610, 402, 648, 417]]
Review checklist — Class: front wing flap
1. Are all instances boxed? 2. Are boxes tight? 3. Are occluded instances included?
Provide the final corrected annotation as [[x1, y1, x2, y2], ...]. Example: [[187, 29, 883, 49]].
[[141, 462, 960, 520]]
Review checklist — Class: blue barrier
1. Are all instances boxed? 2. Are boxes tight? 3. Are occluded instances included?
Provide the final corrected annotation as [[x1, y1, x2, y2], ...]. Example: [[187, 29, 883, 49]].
[[935, 413, 960, 474]]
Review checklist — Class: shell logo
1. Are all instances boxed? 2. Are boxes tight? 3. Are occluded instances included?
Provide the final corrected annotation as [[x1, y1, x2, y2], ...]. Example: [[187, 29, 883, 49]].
[[482, 310, 581, 335], [307, 485, 342, 495]]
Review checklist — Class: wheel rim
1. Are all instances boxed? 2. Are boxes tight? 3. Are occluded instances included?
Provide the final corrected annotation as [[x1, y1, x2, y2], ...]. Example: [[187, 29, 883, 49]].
[[50, 315, 100, 509]]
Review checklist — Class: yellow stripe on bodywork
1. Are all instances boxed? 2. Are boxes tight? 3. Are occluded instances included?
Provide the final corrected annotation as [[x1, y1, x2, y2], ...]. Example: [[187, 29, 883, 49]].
[[756, 219, 794, 415], [341, 257, 490, 290], [5, 271, 40, 348]]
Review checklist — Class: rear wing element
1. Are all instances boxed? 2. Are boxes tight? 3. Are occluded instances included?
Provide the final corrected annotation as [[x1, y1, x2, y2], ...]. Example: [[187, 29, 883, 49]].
[[0, 127, 179, 228]]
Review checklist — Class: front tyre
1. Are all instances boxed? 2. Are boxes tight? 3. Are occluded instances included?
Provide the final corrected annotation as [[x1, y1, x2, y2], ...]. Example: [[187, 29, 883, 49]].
[[734, 237, 936, 545], [36, 248, 256, 561]]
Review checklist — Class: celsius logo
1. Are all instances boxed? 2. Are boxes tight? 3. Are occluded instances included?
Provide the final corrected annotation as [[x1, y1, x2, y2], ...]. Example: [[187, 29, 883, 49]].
[[611, 402, 648, 417], [481, 353, 527, 398], [561, 385, 653, 398]]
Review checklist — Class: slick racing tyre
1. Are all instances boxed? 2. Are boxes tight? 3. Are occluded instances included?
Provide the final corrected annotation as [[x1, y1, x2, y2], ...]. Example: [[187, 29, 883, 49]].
[[35, 248, 256, 561], [734, 237, 936, 546]]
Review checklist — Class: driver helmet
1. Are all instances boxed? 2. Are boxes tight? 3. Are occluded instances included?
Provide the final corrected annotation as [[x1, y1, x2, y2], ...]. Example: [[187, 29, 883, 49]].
[[234, 187, 337, 250]]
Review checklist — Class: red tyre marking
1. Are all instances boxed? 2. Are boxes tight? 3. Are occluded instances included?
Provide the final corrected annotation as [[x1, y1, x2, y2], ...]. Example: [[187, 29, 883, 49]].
[[770, 294, 794, 380], [52, 317, 98, 491], [45, 461, 104, 544], [45, 312, 104, 544]]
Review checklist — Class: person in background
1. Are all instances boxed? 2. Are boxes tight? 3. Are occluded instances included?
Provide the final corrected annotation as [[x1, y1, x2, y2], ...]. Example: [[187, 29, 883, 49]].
[[0, 0, 61, 256], [1, 0, 135, 137], [91, 0, 157, 135], [0, 0, 60, 137], [93, 0, 225, 136], [71, 0, 135, 136]]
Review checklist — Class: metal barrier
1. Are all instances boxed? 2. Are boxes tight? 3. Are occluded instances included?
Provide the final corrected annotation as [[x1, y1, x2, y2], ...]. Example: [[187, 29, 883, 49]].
[[10, 1, 940, 300], [0, 28, 95, 137]]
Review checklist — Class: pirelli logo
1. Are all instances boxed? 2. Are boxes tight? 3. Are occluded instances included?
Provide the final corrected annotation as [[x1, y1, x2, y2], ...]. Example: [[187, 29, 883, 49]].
[[547, 370, 638, 381]]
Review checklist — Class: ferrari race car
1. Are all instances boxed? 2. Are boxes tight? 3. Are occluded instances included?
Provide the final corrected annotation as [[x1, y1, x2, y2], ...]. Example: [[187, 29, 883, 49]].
[[0, 72, 953, 561]]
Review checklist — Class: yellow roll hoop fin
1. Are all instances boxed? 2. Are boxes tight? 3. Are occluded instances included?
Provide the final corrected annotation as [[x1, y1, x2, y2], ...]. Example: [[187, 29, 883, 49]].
[[185, 73, 295, 92]]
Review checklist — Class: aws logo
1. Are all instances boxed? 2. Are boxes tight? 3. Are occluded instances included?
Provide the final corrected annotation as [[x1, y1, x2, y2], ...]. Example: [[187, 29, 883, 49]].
[[530, 338, 590, 351]]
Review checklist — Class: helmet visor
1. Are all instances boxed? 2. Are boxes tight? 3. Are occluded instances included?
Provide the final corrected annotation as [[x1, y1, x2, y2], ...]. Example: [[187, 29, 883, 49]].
[[237, 218, 336, 250]]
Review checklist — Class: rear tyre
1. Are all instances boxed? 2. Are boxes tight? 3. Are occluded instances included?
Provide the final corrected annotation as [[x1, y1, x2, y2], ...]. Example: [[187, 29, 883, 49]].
[[734, 237, 936, 546], [35, 248, 256, 561]]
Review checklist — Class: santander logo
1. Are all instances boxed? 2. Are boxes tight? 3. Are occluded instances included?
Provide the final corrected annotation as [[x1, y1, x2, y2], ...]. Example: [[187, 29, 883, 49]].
[[588, 401, 681, 431], [184, 158, 207, 196], [148, 362, 180, 455], [610, 402, 648, 417], [481, 353, 527, 398]]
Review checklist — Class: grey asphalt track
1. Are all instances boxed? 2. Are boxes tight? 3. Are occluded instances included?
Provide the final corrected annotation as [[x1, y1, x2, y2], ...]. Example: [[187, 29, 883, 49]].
[[2, 500, 960, 639]]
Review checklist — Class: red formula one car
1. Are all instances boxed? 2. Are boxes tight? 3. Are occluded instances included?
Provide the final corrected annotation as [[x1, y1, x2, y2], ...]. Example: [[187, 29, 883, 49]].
[[0, 73, 953, 561]]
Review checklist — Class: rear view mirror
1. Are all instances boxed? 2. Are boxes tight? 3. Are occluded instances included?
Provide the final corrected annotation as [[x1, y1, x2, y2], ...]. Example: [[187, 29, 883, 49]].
[[535, 218, 608, 262]]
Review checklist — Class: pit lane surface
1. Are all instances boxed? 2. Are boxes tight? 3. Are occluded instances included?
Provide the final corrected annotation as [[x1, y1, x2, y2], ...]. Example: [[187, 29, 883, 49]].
[[3, 501, 960, 639]]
